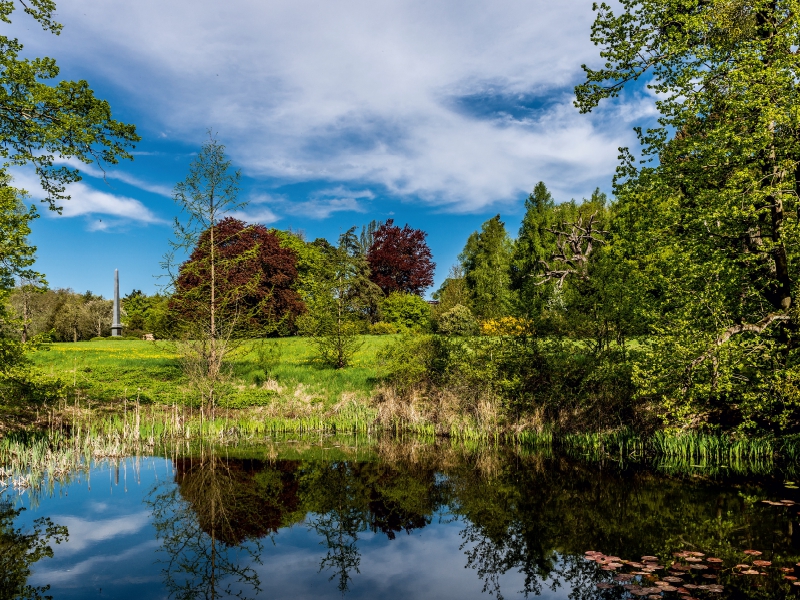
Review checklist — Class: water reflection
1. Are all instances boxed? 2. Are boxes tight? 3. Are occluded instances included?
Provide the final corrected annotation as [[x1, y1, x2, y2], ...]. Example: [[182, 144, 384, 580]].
[[0, 501, 68, 600], [7, 441, 800, 599], [146, 452, 265, 599]]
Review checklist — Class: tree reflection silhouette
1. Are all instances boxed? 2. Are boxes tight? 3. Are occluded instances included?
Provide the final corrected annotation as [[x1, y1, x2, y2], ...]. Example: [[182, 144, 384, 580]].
[[0, 501, 67, 600], [139, 446, 800, 600], [147, 451, 266, 600], [304, 463, 366, 593]]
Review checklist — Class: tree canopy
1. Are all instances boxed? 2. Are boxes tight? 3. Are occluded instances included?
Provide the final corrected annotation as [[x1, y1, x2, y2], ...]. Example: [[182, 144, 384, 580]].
[[367, 219, 435, 296], [173, 217, 305, 334]]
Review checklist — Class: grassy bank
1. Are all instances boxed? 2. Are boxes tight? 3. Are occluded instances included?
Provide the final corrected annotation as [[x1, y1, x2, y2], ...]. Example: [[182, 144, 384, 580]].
[[27, 336, 395, 408], [2, 336, 797, 476]]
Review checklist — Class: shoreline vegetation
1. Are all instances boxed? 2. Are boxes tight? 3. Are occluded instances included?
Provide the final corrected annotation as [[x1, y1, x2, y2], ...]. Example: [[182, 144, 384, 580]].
[[1, 340, 799, 490]]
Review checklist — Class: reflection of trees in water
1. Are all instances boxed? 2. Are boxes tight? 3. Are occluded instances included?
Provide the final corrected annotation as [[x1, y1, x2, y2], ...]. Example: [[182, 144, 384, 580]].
[[451, 453, 800, 600], [146, 452, 267, 600], [141, 445, 799, 599], [301, 460, 443, 592], [148, 451, 444, 596], [0, 501, 67, 600]]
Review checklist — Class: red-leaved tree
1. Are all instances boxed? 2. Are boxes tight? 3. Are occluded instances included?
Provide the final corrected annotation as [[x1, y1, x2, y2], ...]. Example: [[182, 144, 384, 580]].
[[173, 217, 305, 333], [366, 220, 435, 296]]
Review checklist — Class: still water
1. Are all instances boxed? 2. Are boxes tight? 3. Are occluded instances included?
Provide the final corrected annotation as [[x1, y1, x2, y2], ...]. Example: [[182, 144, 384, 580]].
[[3, 441, 800, 599]]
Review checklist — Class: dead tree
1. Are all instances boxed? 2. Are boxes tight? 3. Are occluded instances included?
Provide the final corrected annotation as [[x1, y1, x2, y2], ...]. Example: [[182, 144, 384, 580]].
[[536, 212, 608, 287]]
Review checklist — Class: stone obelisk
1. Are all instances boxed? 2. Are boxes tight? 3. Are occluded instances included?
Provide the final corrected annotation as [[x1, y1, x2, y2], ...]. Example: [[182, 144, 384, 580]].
[[111, 269, 123, 337]]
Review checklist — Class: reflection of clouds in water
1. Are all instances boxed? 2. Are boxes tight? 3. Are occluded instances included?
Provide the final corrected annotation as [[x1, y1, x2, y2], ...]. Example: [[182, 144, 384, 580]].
[[47, 511, 151, 553], [251, 522, 559, 600], [29, 539, 160, 587]]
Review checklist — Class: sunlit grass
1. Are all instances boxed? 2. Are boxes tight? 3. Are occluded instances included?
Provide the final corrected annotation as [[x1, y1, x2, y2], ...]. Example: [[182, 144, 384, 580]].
[[27, 336, 397, 407]]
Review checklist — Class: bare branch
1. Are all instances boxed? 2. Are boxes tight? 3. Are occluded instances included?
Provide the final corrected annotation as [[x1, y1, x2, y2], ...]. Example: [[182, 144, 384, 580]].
[[683, 313, 792, 389], [535, 211, 609, 287]]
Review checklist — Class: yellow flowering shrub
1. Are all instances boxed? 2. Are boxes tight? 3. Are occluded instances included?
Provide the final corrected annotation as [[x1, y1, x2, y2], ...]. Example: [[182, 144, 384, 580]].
[[480, 316, 533, 336]]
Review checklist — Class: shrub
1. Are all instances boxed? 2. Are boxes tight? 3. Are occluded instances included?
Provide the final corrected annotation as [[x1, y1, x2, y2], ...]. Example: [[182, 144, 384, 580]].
[[377, 334, 436, 392], [437, 304, 479, 336], [380, 292, 431, 331], [481, 316, 533, 336], [370, 322, 400, 335]]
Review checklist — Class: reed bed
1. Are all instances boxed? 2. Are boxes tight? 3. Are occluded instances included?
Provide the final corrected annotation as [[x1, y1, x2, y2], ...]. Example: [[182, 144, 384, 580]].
[[2, 401, 800, 493]]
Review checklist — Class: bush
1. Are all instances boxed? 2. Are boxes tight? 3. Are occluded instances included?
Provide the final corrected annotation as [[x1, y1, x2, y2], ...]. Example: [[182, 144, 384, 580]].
[[481, 316, 533, 336], [436, 304, 479, 336], [380, 292, 431, 331], [378, 334, 436, 392], [370, 322, 400, 335]]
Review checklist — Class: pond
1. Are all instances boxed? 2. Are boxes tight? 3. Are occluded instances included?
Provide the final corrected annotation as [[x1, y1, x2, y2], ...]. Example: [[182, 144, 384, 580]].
[[3, 439, 800, 599]]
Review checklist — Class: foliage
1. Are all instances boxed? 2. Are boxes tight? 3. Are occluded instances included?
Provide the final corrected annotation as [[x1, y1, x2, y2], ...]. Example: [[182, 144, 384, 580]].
[[436, 304, 479, 337], [0, 503, 68, 600], [303, 228, 382, 368], [0, 2, 138, 210], [480, 316, 532, 337], [460, 215, 515, 319], [431, 265, 470, 316], [575, 0, 800, 432], [510, 182, 558, 313], [369, 321, 400, 335], [121, 290, 172, 337], [165, 134, 255, 408], [272, 229, 328, 311], [379, 292, 431, 331], [366, 219, 435, 296], [377, 333, 438, 392], [0, 3, 136, 404], [173, 217, 304, 335]]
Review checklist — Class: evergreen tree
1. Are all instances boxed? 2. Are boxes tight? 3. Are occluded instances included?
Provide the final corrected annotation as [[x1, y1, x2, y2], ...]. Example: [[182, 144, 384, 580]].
[[511, 182, 556, 315], [460, 215, 514, 319]]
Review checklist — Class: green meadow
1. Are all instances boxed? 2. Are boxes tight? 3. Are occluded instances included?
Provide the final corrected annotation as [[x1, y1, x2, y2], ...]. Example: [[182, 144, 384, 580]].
[[28, 336, 396, 408]]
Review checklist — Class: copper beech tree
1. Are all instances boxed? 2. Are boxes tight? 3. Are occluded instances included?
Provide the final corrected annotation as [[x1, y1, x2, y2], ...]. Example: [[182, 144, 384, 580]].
[[173, 217, 304, 335], [366, 220, 435, 296]]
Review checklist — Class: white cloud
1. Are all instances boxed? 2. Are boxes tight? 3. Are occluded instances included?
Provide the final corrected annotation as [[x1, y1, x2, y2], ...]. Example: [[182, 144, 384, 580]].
[[281, 187, 375, 219], [57, 182, 166, 224], [47, 511, 152, 554], [52, 157, 174, 198], [231, 206, 281, 225], [10, 170, 167, 227], [14, 0, 646, 209]]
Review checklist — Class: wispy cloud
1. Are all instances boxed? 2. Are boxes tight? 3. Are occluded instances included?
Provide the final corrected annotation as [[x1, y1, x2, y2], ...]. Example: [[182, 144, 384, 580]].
[[10, 170, 167, 228], [16, 0, 647, 210], [52, 157, 173, 197], [57, 183, 166, 225], [48, 511, 152, 554], [284, 187, 374, 219]]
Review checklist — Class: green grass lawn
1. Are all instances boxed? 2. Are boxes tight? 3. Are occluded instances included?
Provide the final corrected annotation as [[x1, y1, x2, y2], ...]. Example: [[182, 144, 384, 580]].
[[28, 336, 397, 408]]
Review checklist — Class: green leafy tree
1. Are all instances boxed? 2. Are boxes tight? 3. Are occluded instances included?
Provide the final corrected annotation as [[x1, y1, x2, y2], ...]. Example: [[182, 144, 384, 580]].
[[432, 265, 470, 315], [121, 290, 171, 337], [437, 304, 479, 337], [460, 215, 515, 319], [0, 2, 138, 209], [380, 292, 431, 331], [511, 182, 557, 314], [0, 2, 136, 398], [304, 228, 382, 368], [576, 0, 800, 430], [165, 134, 251, 409]]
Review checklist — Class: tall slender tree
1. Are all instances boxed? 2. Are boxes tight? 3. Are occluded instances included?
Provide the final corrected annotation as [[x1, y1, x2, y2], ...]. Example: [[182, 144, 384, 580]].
[[460, 215, 515, 319], [166, 133, 247, 409]]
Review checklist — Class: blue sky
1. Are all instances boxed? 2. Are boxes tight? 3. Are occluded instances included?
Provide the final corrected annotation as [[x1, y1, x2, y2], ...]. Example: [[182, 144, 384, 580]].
[[8, 0, 655, 298]]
